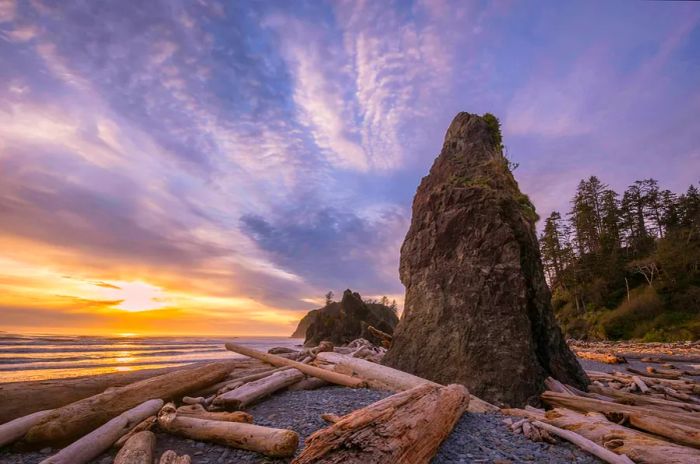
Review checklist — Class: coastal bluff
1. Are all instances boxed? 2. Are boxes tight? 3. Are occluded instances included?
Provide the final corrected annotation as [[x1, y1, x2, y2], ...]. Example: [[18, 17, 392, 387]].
[[383, 112, 588, 406]]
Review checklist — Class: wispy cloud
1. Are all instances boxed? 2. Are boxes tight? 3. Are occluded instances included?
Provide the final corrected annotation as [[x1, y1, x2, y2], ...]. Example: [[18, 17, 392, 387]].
[[0, 0, 698, 334]]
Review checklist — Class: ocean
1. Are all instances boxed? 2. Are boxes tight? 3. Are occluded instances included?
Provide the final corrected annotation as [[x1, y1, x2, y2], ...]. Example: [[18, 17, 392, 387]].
[[0, 333, 304, 383]]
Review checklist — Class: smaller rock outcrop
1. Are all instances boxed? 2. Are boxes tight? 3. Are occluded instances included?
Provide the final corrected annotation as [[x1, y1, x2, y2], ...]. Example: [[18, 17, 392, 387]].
[[293, 290, 398, 347], [291, 310, 319, 338]]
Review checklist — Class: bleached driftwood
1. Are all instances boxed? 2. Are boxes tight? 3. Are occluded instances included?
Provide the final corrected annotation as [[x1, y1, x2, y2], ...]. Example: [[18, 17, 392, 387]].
[[114, 416, 156, 448], [0, 364, 212, 424], [176, 404, 252, 423], [225, 342, 365, 388], [288, 377, 330, 391], [218, 367, 291, 394], [542, 391, 700, 444], [547, 408, 700, 463], [39, 399, 163, 464], [159, 450, 191, 464], [158, 403, 298, 457], [214, 368, 305, 408], [292, 383, 469, 464], [114, 431, 156, 464], [25, 361, 240, 447], [315, 351, 498, 413], [588, 384, 700, 412], [0, 409, 52, 448], [532, 421, 634, 464], [628, 367, 681, 380], [631, 376, 649, 394]]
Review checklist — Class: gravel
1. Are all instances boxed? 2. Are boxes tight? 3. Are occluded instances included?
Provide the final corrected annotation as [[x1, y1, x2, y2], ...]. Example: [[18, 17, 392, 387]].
[[0, 386, 603, 464]]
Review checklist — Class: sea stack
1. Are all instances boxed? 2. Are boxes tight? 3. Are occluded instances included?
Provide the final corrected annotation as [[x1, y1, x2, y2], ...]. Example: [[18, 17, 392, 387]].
[[383, 112, 588, 406]]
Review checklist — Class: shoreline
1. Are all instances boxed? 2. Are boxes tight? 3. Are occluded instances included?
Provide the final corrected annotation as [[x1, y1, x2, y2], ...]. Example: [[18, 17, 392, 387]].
[[1, 342, 699, 463]]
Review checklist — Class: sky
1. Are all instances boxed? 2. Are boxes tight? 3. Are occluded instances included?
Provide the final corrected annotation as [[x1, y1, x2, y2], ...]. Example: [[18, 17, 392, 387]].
[[0, 0, 698, 336]]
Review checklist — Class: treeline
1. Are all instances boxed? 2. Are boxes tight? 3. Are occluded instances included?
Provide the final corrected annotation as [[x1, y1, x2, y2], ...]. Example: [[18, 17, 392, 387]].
[[539, 177, 700, 341]]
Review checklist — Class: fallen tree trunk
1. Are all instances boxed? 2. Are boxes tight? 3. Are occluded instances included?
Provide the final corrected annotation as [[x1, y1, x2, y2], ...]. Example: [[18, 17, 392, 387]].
[[114, 430, 156, 464], [39, 399, 163, 464], [288, 377, 329, 391], [176, 404, 252, 423], [214, 369, 304, 409], [531, 420, 634, 464], [157, 403, 297, 457], [292, 383, 469, 464], [315, 351, 498, 413], [24, 360, 240, 447], [0, 364, 199, 424], [628, 414, 700, 449], [542, 391, 700, 430], [225, 342, 365, 388], [0, 409, 52, 447], [588, 384, 700, 412], [544, 408, 700, 464], [218, 367, 291, 393]]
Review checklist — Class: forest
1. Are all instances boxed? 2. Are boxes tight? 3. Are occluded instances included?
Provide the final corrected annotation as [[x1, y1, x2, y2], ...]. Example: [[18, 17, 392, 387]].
[[539, 177, 700, 341]]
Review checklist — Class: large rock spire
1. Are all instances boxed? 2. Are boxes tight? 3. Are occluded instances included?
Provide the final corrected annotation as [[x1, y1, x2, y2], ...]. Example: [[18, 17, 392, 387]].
[[383, 112, 588, 406]]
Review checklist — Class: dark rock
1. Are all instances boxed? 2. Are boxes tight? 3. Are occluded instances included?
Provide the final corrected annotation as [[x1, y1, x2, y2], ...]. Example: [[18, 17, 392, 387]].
[[383, 112, 588, 406], [302, 289, 398, 347], [290, 309, 319, 338]]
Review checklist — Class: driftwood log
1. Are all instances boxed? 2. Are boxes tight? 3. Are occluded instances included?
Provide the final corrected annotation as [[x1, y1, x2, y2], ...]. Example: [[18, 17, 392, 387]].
[[506, 406, 700, 463], [292, 383, 469, 464], [0, 365, 197, 424], [114, 416, 156, 448], [39, 399, 163, 464], [214, 368, 304, 409], [176, 404, 253, 423], [24, 361, 240, 447], [225, 342, 365, 388], [531, 421, 634, 464], [315, 351, 497, 413], [288, 377, 330, 391], [588, 384, 700, 412], [114, 431, 156, 464], [0, 409, 52, 448], [159, 450, 191, 464], [542, 391, 700, 446], [158, 403, 298, 457]]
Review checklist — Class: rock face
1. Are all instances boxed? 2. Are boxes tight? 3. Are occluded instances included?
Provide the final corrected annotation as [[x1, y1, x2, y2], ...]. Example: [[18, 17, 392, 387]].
[[383, 112, 588, 406], [300, 290, 398, 347], [291, 310, 318, 338]]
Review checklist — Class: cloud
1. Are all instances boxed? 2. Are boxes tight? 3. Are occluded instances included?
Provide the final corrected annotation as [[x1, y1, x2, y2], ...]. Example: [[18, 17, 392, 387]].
[[0, 0, 15, 23], [0, 0, 698, 335], [240, 205, 408, 295], [1, 24, 37, 42]]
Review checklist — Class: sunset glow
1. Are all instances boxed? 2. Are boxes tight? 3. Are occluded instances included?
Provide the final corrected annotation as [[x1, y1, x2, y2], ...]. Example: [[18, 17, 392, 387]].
[[1, 0, 697, 336]]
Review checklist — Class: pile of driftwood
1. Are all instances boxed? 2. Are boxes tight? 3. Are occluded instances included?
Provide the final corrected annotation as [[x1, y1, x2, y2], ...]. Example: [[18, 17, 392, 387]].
[[502, 365, 700, 464], [3, 333, 699, 464], [0, 332, 496, 464], [570, 340, 700, 364]]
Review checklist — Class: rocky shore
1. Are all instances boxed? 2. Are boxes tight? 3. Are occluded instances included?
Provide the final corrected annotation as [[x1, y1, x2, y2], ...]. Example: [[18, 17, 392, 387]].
[[1, 385, 601, 464]]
